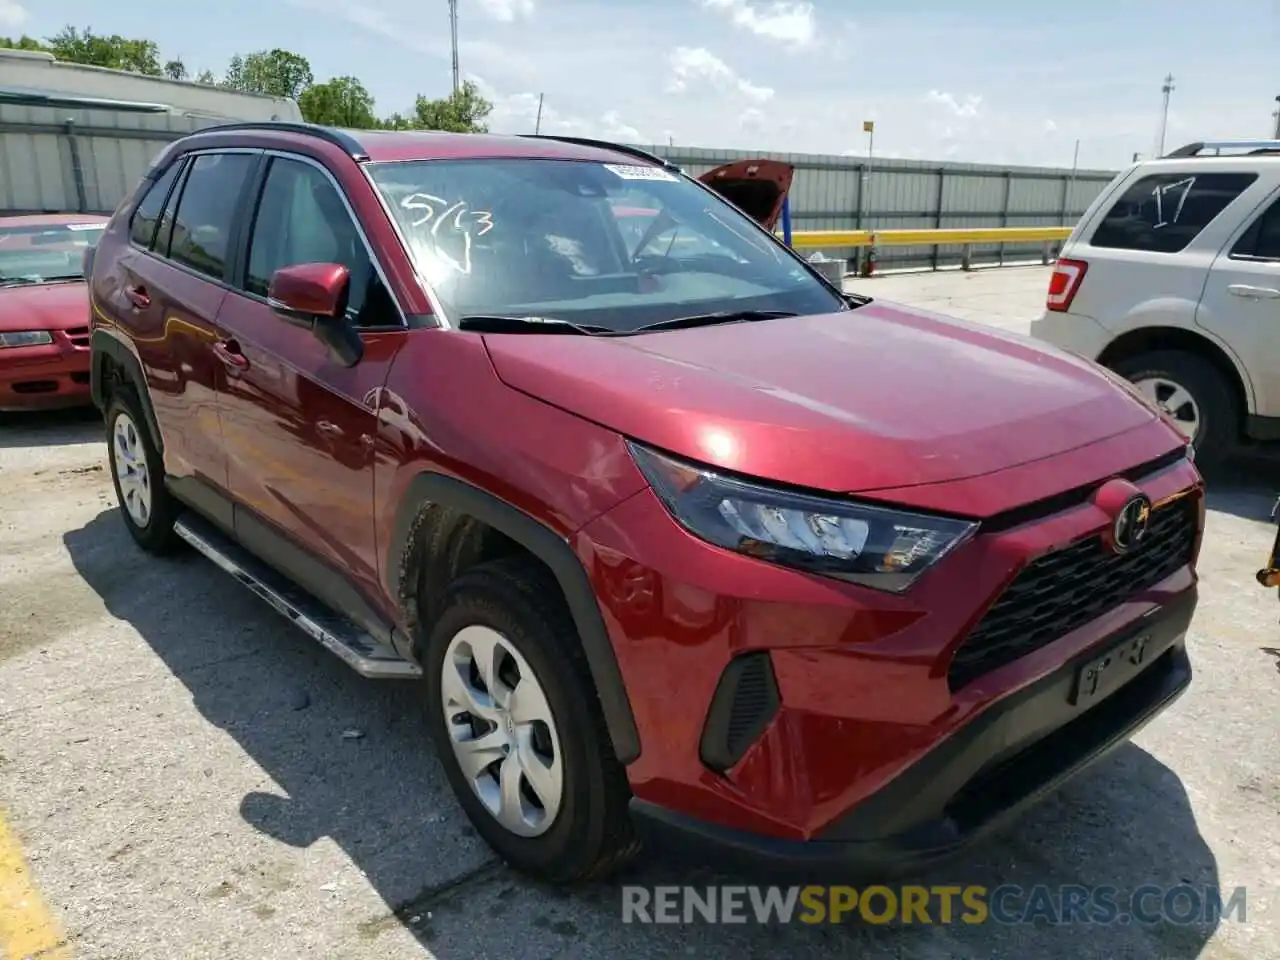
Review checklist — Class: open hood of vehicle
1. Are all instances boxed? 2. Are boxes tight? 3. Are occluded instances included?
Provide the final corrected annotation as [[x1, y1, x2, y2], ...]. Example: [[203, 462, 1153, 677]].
[[697, 159, 794, 232]]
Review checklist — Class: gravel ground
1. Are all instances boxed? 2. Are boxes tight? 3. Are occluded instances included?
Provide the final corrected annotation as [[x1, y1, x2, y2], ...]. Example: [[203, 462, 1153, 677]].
[[0, 265, 1277, 960]]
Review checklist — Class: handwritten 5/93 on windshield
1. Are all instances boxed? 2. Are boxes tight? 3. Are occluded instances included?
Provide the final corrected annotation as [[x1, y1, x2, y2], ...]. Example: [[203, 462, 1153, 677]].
[[400, 193, 495, 237]]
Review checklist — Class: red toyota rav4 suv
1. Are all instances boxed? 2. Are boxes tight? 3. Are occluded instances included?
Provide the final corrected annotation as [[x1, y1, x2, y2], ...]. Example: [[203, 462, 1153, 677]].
[[88, 123, 1204, 884]]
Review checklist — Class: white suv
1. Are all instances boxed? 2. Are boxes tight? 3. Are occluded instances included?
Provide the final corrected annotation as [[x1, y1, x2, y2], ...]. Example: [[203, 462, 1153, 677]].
[[1030, 139, 1280, 471]]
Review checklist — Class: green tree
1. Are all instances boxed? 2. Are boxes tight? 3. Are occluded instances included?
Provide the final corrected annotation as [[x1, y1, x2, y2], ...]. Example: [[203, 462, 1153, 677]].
[[194, 69, 217, 85], [163, 59, 187, 81], [46, 26, 162, 75], [298, 76, 378, 128], [224, 49, 313, 100], [0, 35, 53, 53], [409, 81, 492, 133]]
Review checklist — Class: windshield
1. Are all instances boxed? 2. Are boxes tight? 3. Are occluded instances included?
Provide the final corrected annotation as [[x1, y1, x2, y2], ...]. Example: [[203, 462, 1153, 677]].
[[367, 158, 845, 332], [0, 221, 103, 284]]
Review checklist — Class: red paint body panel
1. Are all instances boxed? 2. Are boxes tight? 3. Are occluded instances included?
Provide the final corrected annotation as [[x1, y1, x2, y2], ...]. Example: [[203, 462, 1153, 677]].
[[482, 302, 1160, 498], [372, 330, 649, 612], [215, 290, 404, 614]]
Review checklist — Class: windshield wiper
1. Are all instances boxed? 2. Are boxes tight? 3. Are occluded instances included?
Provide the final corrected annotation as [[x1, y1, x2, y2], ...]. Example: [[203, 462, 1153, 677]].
[[456, 314, 612, 335], [0, 277, 43, 288], [629, 309, 798, 334]]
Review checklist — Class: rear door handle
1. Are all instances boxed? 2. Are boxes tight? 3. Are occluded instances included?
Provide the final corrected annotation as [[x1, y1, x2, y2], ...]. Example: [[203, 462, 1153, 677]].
[[125, 285, 150, 309], [212, 338, 248, 370], [1227, 284, 1280, 299]]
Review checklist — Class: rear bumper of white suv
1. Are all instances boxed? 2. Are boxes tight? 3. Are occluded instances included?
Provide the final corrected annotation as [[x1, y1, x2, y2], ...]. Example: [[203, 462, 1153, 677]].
[[1029, 310, 1111, 362]]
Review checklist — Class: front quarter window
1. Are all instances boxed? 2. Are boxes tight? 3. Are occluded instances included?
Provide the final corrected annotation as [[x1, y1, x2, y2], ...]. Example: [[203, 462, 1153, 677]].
[[367, 157, 844, 332]]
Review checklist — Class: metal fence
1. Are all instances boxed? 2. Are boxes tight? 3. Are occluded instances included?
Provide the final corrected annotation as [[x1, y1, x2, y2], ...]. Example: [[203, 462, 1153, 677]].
[[0, 101, 1121, 271]]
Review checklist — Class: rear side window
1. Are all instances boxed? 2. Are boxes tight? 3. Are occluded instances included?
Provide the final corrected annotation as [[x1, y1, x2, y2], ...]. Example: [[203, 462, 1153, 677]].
[[1230, 198, 1280, 262], [1089, 172, 1258, 254], [168, 153, 256, 279], [129, 161, 182, 249]]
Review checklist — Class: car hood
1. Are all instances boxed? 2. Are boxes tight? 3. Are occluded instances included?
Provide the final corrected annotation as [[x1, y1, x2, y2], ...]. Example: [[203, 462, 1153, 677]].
[[696, 159, 794, 232], [0, 280, 88, 332], [482, 300, 1159, 496]]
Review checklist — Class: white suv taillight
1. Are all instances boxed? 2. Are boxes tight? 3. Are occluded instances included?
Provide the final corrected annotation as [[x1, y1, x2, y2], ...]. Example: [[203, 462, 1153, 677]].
[[1046, 258, 1088, 312]]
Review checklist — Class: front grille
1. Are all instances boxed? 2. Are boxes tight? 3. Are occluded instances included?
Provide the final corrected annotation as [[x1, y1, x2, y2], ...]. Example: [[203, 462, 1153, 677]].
[[947, 494, 1197, 692], [65, 326, 90, 348]]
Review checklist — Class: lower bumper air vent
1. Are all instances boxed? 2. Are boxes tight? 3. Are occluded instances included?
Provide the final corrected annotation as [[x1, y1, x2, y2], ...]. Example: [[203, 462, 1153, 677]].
[[699, 651, 781, 772]]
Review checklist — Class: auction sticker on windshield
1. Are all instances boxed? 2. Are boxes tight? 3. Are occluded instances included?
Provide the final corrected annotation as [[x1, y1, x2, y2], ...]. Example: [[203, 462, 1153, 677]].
[[604, 164, 679, 181]]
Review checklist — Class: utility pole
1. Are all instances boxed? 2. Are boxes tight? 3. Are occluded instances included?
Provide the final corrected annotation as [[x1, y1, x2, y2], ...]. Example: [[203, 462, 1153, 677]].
[[534, 93, 544, 134], [1273, 95, 1280, 139], [1064, 138, 1080, 226], [448, 0, 460, 94], [1156, 73, 1174, 156]]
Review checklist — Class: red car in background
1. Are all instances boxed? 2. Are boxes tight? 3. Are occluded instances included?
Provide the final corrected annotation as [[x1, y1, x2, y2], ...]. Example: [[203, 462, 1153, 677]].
[[0, 213, 106, 412]]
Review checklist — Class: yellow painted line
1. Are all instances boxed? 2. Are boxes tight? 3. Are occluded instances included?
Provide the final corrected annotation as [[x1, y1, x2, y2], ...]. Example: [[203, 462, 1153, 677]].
[[0, 814, 70, 960]]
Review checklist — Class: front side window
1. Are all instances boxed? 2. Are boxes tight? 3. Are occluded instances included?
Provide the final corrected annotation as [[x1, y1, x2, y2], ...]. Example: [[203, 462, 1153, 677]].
[[244, 156, 398, 326], [167, 152, 256, 279], [367, 158, 843, 332], [0, 220, 105, 284], [1090, 172, 1258, 254]]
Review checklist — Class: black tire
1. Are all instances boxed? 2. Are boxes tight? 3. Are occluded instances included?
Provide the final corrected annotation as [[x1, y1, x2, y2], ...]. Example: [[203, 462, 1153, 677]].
[[104, 388, 181, 554], [422, 555, 639, 884], [1110, 349, 1239, 473]]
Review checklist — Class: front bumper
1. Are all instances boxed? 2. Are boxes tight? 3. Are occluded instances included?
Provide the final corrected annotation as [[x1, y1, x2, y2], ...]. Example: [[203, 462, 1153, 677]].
[[631, 585, 1195, 881], [0, 329, 92, 411]]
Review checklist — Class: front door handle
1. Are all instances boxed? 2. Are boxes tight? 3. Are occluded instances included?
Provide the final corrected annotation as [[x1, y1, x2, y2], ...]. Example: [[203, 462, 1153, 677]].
[[212, 338, 248, 370], [1227, 284, 1280, 299], [125, 285, 150, 309]]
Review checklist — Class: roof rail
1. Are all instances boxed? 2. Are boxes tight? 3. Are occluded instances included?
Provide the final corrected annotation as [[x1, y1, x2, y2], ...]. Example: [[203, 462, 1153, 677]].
[[1165, 139, 1280, 158], [188, 120, 369, 160], [517, 134, 680, 171]]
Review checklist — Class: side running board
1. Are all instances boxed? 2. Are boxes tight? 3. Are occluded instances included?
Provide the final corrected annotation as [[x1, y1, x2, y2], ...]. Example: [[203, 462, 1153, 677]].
[[173, 514, 421, 679]]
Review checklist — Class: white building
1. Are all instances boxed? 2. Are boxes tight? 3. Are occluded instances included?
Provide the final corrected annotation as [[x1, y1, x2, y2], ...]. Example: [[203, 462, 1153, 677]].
[[0, 49, 303, 213]]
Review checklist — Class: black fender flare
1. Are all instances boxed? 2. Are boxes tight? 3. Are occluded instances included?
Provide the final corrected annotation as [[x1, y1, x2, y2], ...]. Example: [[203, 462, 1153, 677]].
[[90, 328, 164, 456], [388, 472, 642, 766]]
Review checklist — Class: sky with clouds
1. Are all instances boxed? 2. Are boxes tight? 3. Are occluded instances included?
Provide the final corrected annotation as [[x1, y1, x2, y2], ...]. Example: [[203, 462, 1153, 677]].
[[5, 0, 1278, 170]]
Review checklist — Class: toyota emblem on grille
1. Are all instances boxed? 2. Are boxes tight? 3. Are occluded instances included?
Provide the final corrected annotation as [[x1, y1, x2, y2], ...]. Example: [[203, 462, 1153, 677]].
[[1092, 478, 1153, 556], [1111, 494, 1152, 554]]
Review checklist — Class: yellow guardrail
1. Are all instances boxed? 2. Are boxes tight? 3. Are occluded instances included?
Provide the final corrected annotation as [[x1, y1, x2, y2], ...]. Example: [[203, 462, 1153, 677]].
[[784, 226, 1073, 249]]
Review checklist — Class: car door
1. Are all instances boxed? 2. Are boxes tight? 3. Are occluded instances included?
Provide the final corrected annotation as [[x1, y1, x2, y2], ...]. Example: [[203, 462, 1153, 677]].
[[216, 151, 408, 620], [105, 149, 260, 530], [1196, 188, 1280, 420]]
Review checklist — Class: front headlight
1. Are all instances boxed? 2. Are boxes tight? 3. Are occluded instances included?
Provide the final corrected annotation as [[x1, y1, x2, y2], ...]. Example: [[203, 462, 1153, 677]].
[[0, 330, 54, 348], [627, 441, 978, 593]]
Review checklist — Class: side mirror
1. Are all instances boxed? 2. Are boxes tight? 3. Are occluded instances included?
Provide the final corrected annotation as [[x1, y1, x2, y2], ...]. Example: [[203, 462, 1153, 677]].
[[267, 262, 363, 366]]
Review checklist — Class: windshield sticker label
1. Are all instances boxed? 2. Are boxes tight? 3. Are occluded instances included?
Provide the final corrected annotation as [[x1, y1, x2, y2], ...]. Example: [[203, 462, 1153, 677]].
[[603, 164, 678, 182], [65, 223, 102, 231]]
